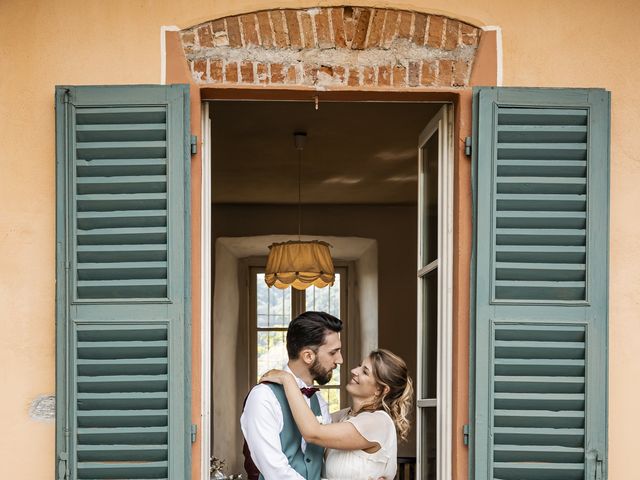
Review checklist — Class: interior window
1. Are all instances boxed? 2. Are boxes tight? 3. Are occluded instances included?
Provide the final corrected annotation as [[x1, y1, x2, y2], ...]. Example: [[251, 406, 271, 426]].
[[251, 268, 346, 413]]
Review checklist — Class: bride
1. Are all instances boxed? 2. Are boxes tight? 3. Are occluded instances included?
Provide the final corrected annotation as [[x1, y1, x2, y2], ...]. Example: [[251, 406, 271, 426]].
[[261, 349, 413, 480]]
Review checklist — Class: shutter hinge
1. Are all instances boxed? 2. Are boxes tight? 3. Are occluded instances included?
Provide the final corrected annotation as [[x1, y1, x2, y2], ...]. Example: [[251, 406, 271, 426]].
[[57, 451, 68, 480], [595, 452, 604, 480], [191, 135, 198, 155], [462, 424, 470, 446], [586, 449, 604, 480], [191, 423, 198, 443], [464, 136, 472, 157]]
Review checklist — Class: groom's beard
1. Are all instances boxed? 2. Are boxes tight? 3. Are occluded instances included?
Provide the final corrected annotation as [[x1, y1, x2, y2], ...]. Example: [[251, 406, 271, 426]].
[[310, 358, 333, 385]]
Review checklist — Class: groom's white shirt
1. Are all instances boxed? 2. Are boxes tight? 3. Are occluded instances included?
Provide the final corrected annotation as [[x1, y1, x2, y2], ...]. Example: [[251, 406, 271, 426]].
[[240, 365, 331, 480]]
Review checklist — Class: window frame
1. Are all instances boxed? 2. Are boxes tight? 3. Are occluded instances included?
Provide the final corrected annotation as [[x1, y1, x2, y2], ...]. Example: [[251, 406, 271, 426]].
[[247, 261, 349, 411], [416, 104, 454, 480]]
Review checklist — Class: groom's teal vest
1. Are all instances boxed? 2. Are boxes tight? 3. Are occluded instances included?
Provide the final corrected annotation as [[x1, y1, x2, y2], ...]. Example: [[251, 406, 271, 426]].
[[259, 383, 324, 480]]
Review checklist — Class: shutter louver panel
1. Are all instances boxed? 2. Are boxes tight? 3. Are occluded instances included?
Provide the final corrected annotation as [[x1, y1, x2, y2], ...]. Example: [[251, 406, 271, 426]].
[[75, 324, 169, 480], [494, 107, 588, 302], [56, 85, 190, 480], [472, 88, 609, 480], [75, 107, 169, 300], [492, 324, 585, 480]]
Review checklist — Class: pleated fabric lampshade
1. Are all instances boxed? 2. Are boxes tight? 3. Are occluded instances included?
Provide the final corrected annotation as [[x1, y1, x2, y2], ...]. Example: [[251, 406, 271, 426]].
[[265, 240, 335, 290]]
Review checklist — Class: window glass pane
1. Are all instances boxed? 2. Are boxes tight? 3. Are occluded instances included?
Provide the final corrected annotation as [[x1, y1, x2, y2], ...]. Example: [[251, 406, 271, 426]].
[[420, 407, 437, 480], [305, 273, 340, 317], [257, 273, 291, 327], [422, 269, 438, 399], [422, 133, 439, 266], [325, 364, 341, 386], [256, 330, 288, 381], [320, 387, 341, 414]]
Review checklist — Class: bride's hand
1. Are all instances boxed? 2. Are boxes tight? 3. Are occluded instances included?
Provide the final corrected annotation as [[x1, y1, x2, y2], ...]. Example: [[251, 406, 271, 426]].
[[260, 369, 295, 385]]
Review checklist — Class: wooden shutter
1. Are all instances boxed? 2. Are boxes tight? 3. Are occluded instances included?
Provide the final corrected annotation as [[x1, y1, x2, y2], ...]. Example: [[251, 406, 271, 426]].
[[55, 85, 191, 480], [471, 88, 609, 480]]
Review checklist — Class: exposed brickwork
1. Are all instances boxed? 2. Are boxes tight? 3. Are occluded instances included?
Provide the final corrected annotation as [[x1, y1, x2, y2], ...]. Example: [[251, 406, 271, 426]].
[[180, 7, 481, 88]]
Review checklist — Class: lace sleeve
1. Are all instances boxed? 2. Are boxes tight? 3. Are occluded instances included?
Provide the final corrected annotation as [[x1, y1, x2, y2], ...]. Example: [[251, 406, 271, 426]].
[[345, 410, 394, 446]]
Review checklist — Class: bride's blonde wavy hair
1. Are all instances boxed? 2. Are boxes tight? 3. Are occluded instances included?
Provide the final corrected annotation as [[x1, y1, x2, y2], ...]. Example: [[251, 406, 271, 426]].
[[360, 349, 414, 441]]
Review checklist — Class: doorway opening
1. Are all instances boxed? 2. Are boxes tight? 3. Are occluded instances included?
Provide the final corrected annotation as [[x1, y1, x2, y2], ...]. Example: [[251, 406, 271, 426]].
[[204, 98, 454, 480]]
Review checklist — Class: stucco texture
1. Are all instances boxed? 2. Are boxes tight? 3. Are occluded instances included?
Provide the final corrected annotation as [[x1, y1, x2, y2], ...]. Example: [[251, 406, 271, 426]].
[[1, 1, 639, 478]]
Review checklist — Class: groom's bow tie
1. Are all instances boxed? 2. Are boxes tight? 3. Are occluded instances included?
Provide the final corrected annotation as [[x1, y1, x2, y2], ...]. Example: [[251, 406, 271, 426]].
[[300, 387, 319, 398]]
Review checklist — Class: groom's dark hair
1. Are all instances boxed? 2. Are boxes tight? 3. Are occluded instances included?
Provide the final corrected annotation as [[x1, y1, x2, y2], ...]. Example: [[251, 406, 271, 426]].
[[287, 311, 342, 359]]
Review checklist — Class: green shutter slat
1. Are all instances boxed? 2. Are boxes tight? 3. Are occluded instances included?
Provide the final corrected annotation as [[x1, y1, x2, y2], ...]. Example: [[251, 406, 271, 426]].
[[76, 158, 167, 177], [495, 262, 585, 281], [497, 176, 586, 194], [77, 426, 168, 441], [77, 409, 168, 427], [77, 210, 167, 229], [494, 409, 585, 428], [497, 107, 588, 125], [77, 374, 168, 392], [497, 159, 587, 177], [495, 339, 584, 357], [496, 193, 586, 211], [494, 376, 585, 393], [77, 358, 167, 377], [495, 228, 585, 246], [77, 244, 167, 263], [77, 226, 167, 244], [77, 392, 168, 410], [77, 460, 168, 478], [497, 143, 587, 160], [76, 193, 167, 212], [494, 358, 585, 376], [75, 105, 167, 121], [77, 175, 167, 194], [76, 123, 167, 142], [493, 427, 585, 446], [77, 339, 167, 354], [76, 280, 167, 298], [494, 281, 585, 301], [77, 261, 167, 280], [497, 124, 587, 143], [77, 443, 168, 461], [494, 393, 585, 411], [495, 245, 586, 263], [494, 323, 585, 339], [496, 214, 585, 229], [494, 444, 585, 463], [493, 462, 584, 480], [76, 140, 167, 160]]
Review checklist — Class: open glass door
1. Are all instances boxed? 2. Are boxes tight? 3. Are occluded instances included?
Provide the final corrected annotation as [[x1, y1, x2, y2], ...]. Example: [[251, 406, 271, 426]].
[[417, 105, 454, 480]]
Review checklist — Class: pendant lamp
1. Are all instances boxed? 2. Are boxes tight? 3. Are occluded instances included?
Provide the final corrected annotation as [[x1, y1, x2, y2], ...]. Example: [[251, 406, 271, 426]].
[[265, 132, 335, 290]]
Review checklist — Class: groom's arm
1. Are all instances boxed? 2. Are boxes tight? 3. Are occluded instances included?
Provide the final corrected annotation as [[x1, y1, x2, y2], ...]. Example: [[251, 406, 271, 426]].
[[241, 385, 305, 480]]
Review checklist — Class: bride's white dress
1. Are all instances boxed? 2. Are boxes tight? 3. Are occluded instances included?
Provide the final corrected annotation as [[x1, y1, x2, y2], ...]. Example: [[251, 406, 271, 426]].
[[322, 408, 397, 480]]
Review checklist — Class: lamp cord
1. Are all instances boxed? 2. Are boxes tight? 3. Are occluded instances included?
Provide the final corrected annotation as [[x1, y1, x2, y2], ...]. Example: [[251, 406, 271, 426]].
[[297, 148, 302, 240]]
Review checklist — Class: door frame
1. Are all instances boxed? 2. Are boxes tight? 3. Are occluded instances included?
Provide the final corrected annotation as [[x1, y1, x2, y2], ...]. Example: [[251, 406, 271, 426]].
[[198, 89, 472, 480]]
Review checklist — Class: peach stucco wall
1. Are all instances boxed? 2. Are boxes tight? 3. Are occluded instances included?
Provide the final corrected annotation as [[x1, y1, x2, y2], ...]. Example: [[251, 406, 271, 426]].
[[1, 1, 639, 478]]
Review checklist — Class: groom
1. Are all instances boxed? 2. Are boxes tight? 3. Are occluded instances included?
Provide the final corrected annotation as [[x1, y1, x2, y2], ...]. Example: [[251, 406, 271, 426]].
[[241, 311, 343, 480]]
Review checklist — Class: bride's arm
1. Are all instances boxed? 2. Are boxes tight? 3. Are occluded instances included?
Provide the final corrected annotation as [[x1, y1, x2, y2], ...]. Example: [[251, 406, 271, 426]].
[[261, 370, 378, 451]]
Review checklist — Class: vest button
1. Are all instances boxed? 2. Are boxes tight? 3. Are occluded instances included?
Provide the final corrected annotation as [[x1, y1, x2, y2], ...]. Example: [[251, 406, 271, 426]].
[[306, 458, 311, 463]]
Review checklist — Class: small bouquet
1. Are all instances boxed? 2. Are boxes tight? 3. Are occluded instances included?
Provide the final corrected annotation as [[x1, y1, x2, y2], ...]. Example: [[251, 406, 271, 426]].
[[210, 457, 226, 479]]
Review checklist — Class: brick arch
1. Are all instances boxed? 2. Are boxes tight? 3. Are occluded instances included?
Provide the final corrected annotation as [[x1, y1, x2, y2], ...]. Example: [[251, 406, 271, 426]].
[[180, 7, 481, 89]]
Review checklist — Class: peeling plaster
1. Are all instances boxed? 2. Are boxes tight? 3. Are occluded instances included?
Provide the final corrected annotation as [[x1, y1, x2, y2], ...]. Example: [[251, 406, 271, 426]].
[[29, 394, 55, 422]]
